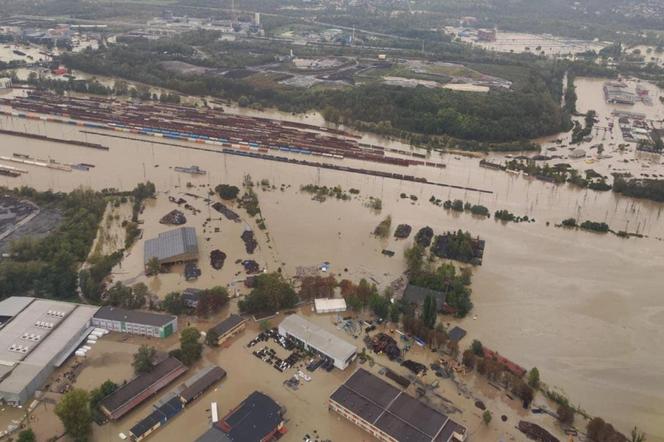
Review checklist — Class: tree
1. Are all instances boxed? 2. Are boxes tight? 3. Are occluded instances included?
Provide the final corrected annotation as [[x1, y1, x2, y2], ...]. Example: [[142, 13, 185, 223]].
[[389, 303, 401, 323], [215, 184, 240, 200], [162, 292, 185, 315], [557, 403, 575, 426], [528, 367, 540, 388], [55, 389, 92, 442], [369, 292, 390, 319], [238, 272, 298, 315], [631, 427, 646, 442], [106, 282, 147, 310], [462, 349, 475, 369], [404, 244, 425, 273], [205, 328, 219, 347], [298, 276, 337, 300], [471, 339, 483, 356], [17, 429, 36, 442], [132, 345, 156, 374], [421, 294, 437, 329], [482, 410, 492, 425], [177, 327, 202, 366], [196, 287, 230, 317], [373, 215, 391, 238], [146, 257, 161, 276]]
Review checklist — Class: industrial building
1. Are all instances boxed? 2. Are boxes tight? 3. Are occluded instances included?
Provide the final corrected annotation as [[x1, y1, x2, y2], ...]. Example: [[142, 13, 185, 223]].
[[314, 298, 347, 314], [92, 306, 177, 338], [100, 356, 187, 420], [208, 314, 247, 346], [129, 396, 183, 442], [278, 314, 356, 370], [144, 226, 198, 268], [330, 368, 467, 442], [179, 365, 226, 404], [0, 297, 98, 405], [129, 366, 226, 441], [195, 391, 286, 442]]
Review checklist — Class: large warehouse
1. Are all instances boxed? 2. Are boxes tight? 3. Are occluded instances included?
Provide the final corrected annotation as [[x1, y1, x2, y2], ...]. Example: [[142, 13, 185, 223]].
[[278, 314, 356, 370], [92, 306, 177, 338], [0, 297, 99, 405], [144, 226, 198, 268], [330, 368, 467, 442]]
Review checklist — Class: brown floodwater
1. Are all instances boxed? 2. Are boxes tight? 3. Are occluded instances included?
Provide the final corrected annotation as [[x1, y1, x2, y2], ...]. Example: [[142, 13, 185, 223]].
[[0, 86, 662, 439]]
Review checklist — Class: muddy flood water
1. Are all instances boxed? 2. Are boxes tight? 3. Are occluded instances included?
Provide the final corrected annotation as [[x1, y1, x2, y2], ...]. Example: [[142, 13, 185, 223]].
[[0, 85, 663, 439]]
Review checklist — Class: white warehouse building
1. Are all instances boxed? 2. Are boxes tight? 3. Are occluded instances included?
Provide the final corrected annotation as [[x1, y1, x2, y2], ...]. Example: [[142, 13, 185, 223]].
[[0, 297, 99, 405], [278, 314, 356, 370], [314, 298, 347, 314]]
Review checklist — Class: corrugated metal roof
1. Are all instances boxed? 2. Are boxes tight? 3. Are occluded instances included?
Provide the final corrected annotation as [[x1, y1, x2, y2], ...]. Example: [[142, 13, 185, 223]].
[[314, 298, 347, 312], [180, 366, 226, 403], [0, 296, 34, 318], [144, 227, 198, 264], [278, 314, 356, 363]]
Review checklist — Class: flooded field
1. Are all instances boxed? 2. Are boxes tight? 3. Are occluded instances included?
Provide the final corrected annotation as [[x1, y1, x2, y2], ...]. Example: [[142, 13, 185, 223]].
[[0, 84, 662, 438]]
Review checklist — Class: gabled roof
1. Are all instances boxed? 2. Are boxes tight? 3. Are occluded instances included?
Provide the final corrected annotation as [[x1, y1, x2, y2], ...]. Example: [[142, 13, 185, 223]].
[[210, 315, 246, 337], [179, 366, 226, 403], [100, 357, 186, 414], [144, 227, 198, 264], [402, 284, 446, 310], [221, 391, 283, 441], [330, 368, 466, 442]]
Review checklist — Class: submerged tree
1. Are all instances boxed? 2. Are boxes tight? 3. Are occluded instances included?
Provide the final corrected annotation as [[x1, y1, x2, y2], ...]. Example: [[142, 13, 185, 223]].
[[55, 389, 92, 442]]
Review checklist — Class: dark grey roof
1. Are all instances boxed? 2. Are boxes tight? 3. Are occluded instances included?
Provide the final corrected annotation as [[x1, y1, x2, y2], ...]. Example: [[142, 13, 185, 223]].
[[448, 326, 467, 343], [130, 409, 163, 438], [129, 396, 183, 438], [221, 391, 283, 441], [179, 366, 226, 403], [95, 306, 176, 327], [402, 284, 446, 310], [100, 357, 186, 414], [195, 427, 232, 442], [330, 383, 384, 423], [330, 369, 466, 442], [210, 315, 246, 337], [144, 227, 198, 264]]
